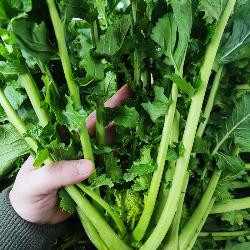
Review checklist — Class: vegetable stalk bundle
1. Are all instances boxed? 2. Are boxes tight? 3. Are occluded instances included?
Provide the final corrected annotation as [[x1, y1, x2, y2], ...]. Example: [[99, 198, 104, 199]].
[[0, 0, 250, 249]]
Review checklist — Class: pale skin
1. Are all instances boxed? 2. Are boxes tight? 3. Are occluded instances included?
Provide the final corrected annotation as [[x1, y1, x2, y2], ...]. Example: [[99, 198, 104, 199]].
[[9, 85, 131, 225]]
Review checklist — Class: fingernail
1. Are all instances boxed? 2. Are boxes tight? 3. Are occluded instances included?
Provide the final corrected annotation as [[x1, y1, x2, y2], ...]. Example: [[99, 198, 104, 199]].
[[76, 160, 94, 177]]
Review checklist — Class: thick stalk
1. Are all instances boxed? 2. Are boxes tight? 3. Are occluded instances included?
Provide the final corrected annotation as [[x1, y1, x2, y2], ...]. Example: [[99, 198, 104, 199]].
[[245, 163, 250, 170], [46, 0, 81, 110], [232, 178, 250, 189], [133, 83, 178, 241], [19, 71, 50, 127], [197, 65, 224, 137], [77, 183, 127, 237], [140, 1, 236, 249], [0, 88, 38, 152], [65, 185, 131, 250], [185, 198, 216, 250], [46, 0, 94, 162], [178, 64, 224, 250], [211, 197, 250, 214], [96, 101, 105, 145], [199, 231, 250, 237], [0, 86, 113, 247], [77, 207, 109, 250], [153, 112, 180, 222], [180, 171, 221, 249], [163, 172, 189, 250], [79, 122, 94, 161]]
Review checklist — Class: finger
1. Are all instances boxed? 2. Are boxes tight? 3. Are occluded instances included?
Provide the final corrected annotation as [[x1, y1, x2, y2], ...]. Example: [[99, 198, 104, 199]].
[[105, 122, 116, 144], [86, 84, 131, 136], [19, 156, 35, 173], [105, 84, 132, 108], [32, 159, 94, 193]]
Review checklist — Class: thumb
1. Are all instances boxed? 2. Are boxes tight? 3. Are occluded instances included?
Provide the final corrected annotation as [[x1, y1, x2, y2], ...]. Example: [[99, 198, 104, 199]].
[[32, 159, 94, 193]]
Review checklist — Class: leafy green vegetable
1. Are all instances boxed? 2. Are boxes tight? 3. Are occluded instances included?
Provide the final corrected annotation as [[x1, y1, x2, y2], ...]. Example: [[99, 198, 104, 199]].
[[0, 123, 29, 178], [1, 0, 250, 249]]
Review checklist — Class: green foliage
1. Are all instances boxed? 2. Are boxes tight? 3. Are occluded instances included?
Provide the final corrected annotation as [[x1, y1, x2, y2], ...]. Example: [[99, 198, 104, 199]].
[[0, 123, 29, 178], [1, 0, 250, 249], [59, 188, 76, 215], [142, 85, 169, 122], [96, 15, 132, 56], [199, 0, 227, 24], [11, 18, 56, 62], [114, 189, 144, 231]]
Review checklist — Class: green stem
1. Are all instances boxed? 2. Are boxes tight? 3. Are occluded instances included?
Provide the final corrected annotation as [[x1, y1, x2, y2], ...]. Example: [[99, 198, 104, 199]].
[[246, 163, 250, 170], [133, 83, 178, 241], [153, 112, 180, 222], [235, 84, 250, 91], [185, 198, 216, 250], [79, 122, 94, 161], [46, 0, 94, 162], [77, 183, 127, 237], [96, 0, 108, 28], [163, 172, 189, 250], [197, 65, 224, 137], [19, 71, 50, 127], [131, 0, 137, 24], [140, 1, 236, 248], [46, 0, 81, 110], [65, 186, 131, 250], [0, 88, 38, 152], [77, 207, 109, 250], [180, 171, 221, 249], [232, 178, 250, 189], [38, 61, 60, 98], [96, 102, 106, 145], [199, 231, 250, 237], [210, 197, 250, 214]]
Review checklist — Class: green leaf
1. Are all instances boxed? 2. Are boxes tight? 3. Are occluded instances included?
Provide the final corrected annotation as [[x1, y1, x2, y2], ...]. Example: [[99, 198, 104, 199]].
[[114, 189, 143, 230], [0, 106, 7, 122], [62, 96, 87, 132], [142, 86, 169, 122], [132, 175, 151, 191], [4, 81, 27, 110], [192, 137, 209, 154], [216, 3, 250, 64], [221, 211, 244, 226], [111, 106, 139, 128], [12, 18, 56, 62], [73, 22, 105, 86], [91, 174, 114, 189], [104, 153, 123, 183], [47, 139, 78, 162], [151, 0, 192, 69], [227, 242, 250, 250], [124, 147, 156, 182], [9, 0, 32, 12], [0, 0, 32, 21], [199, 0, 227, 24], [166, 74, 195, 96], [216, 95, 250, 152], [33, 148, 50, 168], [96, 14, 132, 56], [0, 61, 26, 75], [25, 124, 56, 147], [59, 188, 76, 215], [216, 152, 245, 173], [166, 147, 178, 161], [0, 123, 29, 178]]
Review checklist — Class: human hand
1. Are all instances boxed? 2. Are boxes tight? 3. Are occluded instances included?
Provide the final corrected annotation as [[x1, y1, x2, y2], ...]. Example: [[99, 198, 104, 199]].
[[9, 85, 131, 225], [9, 157, 94, 225]]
